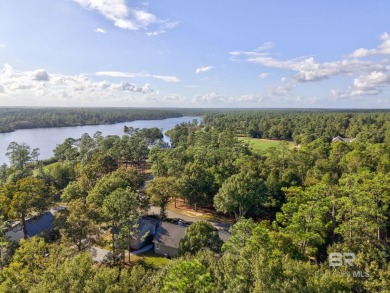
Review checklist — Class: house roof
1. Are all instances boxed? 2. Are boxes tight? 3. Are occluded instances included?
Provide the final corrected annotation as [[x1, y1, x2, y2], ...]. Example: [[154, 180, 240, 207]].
[[153, 222, 187, 249], [5, 206, 65, 242], [6, 211, 54, 242], [332, 136, 356, 143], [136, 217, 161, 235]]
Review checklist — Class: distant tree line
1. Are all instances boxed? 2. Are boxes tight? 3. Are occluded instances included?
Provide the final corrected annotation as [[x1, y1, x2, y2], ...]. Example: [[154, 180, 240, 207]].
[[0, 108, 184, 133]]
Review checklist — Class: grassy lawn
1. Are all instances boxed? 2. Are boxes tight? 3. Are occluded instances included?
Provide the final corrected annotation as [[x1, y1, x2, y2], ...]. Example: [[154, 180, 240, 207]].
[[32, 161, 61, 176], [238, 137, 295, 153], [131, 250, 171, 268]]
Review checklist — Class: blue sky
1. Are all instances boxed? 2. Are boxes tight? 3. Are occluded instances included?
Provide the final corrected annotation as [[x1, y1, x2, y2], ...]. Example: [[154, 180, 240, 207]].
[[0, 0, 389, 108]]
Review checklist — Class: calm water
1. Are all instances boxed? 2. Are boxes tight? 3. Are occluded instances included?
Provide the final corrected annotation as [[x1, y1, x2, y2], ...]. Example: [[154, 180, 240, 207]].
[[0, 116, 200, 165]]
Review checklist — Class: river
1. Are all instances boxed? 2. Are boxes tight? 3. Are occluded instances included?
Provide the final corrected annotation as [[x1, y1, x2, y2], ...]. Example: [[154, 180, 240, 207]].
[[0, 116, 200, 165]]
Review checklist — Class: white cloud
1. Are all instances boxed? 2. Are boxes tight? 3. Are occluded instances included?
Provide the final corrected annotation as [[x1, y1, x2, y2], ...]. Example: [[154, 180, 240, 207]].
[[153, 75, 180, 83], [96, 71, 137, 78], [146, 21, 179, 36], [146, 31, 162, 37], [183, 85, 200, 88], [95, 71, 181, 82], [255, 41, 274, 51], [238, 94, 261, 102], [0, 64, 153, 103], [32, 69, 50, 81], [332, 70, 390, 98], [266, 81, 296, 96], [233, 51, 386, 82], [293, 58, 386, 82], [348, 33, 390, 58], [73, 0, 177, 34], [162, 94, 186, 102], [232, 34, 390, 98], [112, 81, 152, 93], [195, 66, 213, 74], [192, 92, 231, 103], [2, 64, 13, 76], [94, 28, 106, 33], [259, 73, 269, 79], [0, 44, 5, 49], [354, 70, 390, 89]]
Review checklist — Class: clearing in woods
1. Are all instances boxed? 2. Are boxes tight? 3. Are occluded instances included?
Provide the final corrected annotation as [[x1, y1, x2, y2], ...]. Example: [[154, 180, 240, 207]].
[[237, 137, 295, 153]]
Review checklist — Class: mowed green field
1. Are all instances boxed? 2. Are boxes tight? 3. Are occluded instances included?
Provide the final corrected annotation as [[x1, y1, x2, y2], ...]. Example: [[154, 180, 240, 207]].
[[237, 137, 295, 153]]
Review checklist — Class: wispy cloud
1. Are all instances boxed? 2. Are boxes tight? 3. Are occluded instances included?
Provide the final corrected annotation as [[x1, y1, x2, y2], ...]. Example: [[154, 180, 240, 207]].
[[0, 44, 5, 49], [266, 81, 296, 96], [238, 94, 261, 102], [94, 28, 106, 33], [231, 33, 390, 97], [96, 71, 139, 78], [153, 75, 181, 83], [162, 94, 186, 102], [146, 21, 179, 36], [96, 71, 181, 82], [193, 92, 231, 103], [259, 73, 269, 79], [255, 41, 274, 52], [73, 0, 177, 35], [195, 66, 213, 74]]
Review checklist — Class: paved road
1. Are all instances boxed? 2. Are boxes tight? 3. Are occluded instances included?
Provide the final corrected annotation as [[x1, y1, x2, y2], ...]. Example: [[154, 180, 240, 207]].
[[148, 206, 231, 231], [90, 246, 110, 263]]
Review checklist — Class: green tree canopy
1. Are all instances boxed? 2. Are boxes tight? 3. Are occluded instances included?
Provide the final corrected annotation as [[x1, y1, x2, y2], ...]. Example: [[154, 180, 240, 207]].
[[179, 221, 223, 255], [0, 177, 53, 239], [55, 199, 99, 251], [214, 170, 267, 221], [162, 259, 213, 293], [146, 176, 180, 219], [87, 168, 144, 208], [102, 187, 142, 262]]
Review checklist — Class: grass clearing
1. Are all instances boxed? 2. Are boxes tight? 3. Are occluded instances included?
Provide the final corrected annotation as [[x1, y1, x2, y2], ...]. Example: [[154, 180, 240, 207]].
[[238, 137, 295, 153], [131, 250, 171, 268], [32, 161, 62, 176]]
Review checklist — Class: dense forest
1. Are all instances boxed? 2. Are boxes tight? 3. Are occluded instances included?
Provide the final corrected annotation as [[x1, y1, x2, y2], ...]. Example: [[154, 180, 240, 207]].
[[0, 110, 389, 292], [203, 110, 390, 143], [0, 108, 186, 133]]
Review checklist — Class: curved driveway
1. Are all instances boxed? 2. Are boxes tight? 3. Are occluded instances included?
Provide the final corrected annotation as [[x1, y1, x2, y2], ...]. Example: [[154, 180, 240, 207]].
[[148, 206, 231, 231]]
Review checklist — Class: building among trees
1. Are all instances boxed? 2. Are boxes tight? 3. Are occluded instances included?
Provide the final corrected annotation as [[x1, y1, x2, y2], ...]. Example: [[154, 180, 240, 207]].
[[331, 136, 356, 143]]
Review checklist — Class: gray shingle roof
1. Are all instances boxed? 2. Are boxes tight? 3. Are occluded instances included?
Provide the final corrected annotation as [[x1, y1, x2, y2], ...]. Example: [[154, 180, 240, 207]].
[[332, 136, 356, 143], [5, 206, 65, 242], [6, 211, 54, 242], [153, 222, 187, 248]]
